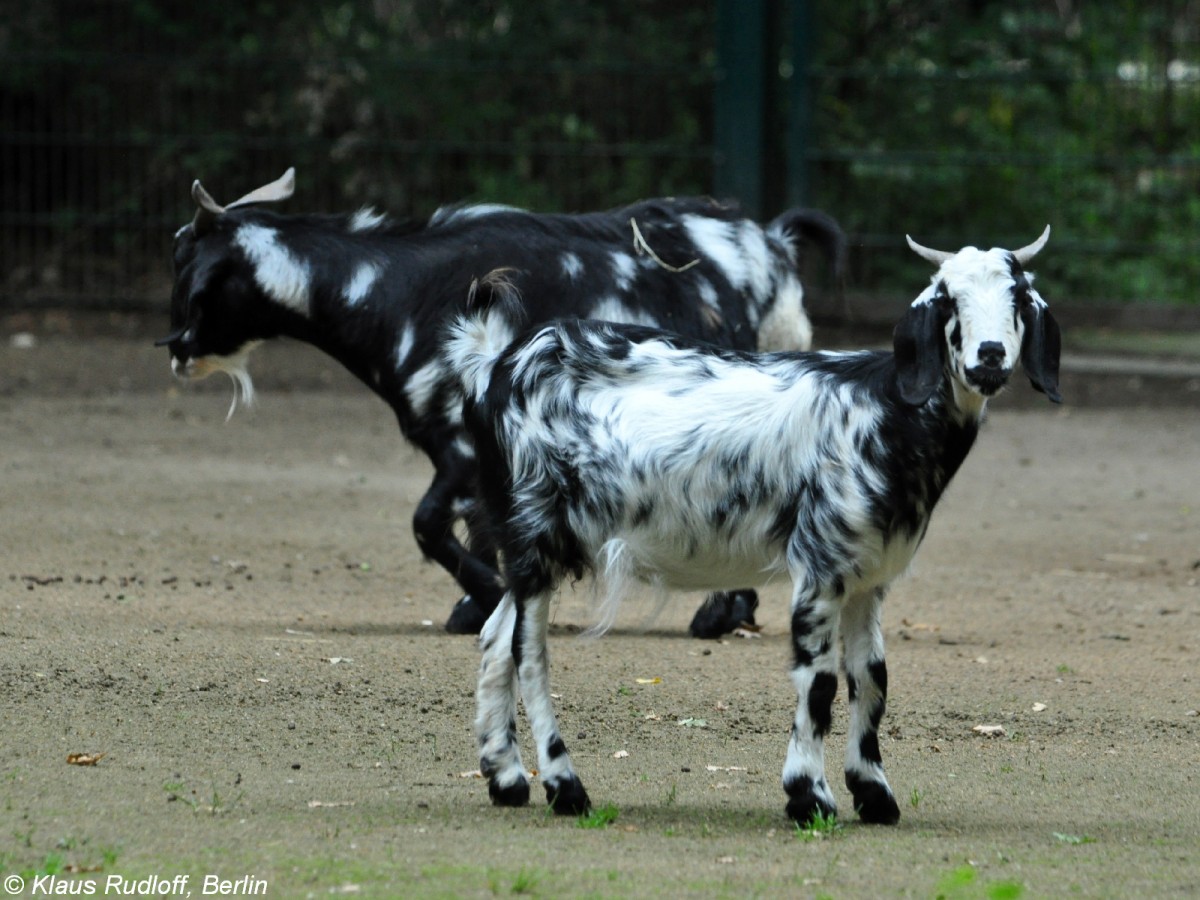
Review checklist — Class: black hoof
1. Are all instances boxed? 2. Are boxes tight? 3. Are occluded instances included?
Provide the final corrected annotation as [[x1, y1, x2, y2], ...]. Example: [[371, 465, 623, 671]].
[[850, 781, 901, 825], [787, 801, 835, 830], [727, 589, 758, 625], [488, 776, 531, 808], [784, 775, 837, 826], [688, 589, 759, 639], [445, 595, 489, 634], [545, 777, 591, 816]]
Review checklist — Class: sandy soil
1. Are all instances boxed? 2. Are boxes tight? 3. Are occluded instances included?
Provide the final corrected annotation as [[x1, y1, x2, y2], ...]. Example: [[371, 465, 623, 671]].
[[1, 331, 1198, 898]]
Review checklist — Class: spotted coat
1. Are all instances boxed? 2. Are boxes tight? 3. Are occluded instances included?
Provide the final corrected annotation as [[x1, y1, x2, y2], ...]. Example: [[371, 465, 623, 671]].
[[448, 231, 1062, 824], [158, 171, 847, 636]]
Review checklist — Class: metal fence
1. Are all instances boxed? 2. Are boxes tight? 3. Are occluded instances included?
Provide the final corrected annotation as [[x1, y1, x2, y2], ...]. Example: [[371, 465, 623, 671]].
[[1, 58, 714, 310], [3, 2, 1198, 314]]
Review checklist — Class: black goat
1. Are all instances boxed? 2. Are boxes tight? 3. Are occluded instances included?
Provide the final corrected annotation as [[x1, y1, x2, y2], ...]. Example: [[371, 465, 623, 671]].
[[158, 168, 846, 636]]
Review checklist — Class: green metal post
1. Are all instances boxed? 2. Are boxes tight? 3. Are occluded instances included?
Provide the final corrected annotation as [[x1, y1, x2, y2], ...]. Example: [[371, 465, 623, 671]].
[[714, 0, 769, 218], [786, 0, 813, 208]]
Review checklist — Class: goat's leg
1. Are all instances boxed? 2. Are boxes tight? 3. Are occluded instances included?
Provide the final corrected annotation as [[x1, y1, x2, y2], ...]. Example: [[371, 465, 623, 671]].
[[475, 593, 529, 806], [444, 510, 505, 634], [465, 504, 501, 571], [410, 455, 504, 634], [782, 586, 841, 825], [688, 589, 759, 639], [514, 587, 590, 815], [455, 509, 504, 626], [841, 588, 900, 824]]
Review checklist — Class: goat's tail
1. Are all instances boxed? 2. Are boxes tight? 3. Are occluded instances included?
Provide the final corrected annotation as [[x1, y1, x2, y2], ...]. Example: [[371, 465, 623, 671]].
[[445, 268, 527, 402], [767, 207, 848, 283]]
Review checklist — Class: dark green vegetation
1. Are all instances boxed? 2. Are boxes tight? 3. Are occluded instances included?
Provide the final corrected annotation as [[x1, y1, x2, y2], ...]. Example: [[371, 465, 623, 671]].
[[1, 2, 1197, 308]]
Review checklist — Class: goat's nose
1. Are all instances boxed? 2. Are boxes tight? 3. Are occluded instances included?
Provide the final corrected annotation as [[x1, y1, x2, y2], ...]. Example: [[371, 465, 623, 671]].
[[977, 341, 1006, 369]]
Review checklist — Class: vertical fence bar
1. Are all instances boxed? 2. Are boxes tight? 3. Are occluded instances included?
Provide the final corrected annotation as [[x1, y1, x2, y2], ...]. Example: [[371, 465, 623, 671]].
[[785, 0, 813, 208], [713, 0, 768, 217]]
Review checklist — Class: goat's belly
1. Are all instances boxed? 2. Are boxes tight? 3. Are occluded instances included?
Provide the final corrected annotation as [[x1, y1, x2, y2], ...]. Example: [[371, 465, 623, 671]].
[[653, 559, 780, 591], [590, 531, 786, 592]]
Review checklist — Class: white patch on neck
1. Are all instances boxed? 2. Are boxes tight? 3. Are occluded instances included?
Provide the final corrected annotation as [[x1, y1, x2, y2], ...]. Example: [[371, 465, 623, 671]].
[[234, 224, 312, 316], [951, 377, 989, 421], [345, 261, 382, 307], [348, 207, 387, 232]]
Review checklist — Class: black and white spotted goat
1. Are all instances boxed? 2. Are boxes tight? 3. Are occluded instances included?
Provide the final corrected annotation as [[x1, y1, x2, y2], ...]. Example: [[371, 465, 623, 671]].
[[157, 168, 846, 637], [449, 228, 1062, 825]]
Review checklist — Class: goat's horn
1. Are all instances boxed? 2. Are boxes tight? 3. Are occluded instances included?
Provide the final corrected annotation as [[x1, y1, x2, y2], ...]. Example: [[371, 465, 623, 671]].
[[225, 167, 296, 210], [1011, 225, 1051, 265], [154, 323, 189, 347], [191, 179, 225, 233], [192, 179, 225, 215], [905, 234, 955, 266]]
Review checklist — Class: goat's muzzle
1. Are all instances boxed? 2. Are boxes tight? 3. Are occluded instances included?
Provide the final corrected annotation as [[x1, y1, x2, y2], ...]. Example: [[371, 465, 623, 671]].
[[964, 364, 1011, 397]]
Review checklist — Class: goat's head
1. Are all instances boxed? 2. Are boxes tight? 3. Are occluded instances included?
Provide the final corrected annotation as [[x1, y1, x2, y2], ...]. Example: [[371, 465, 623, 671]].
[[156, 168, 297, 415], [893, 226, 1061, 410]]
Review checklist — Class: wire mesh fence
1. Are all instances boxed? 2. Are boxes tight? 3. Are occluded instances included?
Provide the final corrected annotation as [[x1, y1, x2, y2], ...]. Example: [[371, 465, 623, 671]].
[[1, 3, 716, 311], [2, 2, 1197, 314], [2, 63, 715, 310]]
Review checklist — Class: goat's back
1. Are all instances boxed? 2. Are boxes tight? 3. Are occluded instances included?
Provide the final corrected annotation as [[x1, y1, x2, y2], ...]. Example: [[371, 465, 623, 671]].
[[463, 318, 918, 596]]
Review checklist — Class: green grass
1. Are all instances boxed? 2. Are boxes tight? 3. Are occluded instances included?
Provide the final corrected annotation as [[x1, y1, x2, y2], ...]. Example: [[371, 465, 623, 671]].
[[6, 835, 120, 883], [577, 804, 619, 829], [162, 779, 243, 816], [19, 852, 65, 880], [934, 865, 1025, 899], [794, 808, 842, 841], [2, 811, 1189, 900], [490, 866, 542, 895]]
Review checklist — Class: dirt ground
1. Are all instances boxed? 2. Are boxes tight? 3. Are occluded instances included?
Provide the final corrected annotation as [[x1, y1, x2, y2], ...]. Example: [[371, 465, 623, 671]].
[[2, 327, 1198, 898]]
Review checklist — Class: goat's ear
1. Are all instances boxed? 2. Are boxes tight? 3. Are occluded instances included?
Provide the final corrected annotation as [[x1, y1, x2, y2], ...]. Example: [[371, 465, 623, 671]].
[[893, 301, 944, 406], [1020, 304, 1063, 403]]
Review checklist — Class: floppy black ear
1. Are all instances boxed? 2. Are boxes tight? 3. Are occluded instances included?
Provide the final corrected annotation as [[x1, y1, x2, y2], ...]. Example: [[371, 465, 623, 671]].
[[1020, 304, 1062, 403], [893, 301, 944, 406]]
